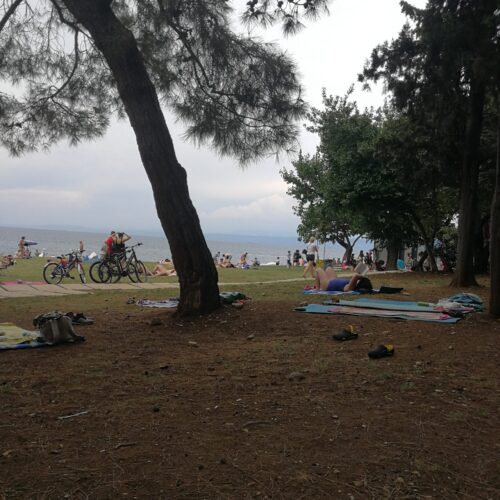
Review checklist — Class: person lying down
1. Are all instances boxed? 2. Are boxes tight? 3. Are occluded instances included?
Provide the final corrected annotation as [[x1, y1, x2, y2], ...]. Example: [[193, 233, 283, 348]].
[[148, 264, 177, 277], [315, 267, 373, 293]]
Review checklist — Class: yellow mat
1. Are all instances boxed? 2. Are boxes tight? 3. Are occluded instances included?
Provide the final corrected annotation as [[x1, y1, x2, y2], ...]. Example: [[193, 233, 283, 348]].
[[0, 322, 43, 349]]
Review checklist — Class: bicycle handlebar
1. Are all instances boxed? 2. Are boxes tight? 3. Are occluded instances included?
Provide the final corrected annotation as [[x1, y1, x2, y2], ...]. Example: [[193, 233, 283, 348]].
[[125, 242, 143, 250]]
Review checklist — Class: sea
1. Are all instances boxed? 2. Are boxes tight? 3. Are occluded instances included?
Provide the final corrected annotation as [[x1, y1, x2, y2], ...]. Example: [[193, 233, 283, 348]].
[[0, 226, 371, 264]]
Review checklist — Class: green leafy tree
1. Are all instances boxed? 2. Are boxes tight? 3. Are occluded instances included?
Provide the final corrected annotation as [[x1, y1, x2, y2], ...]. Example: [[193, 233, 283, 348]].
[[0, 0, 329, 315], [283, 91, 455, 270], [360, 0, 500, 288], [281, 152, 364, 261]]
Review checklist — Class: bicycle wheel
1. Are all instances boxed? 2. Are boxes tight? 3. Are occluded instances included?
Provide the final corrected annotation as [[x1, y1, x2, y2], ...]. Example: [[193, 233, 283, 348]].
[[89, 261, 103, 283], [134, 260, 149, 282], [77, 263, 87, 284], [97, 262, 112, 283], [99, 261, 122, 283], [126, 263, 138, 282], [109, 260, 122, 283], [43, 263, 63, 284]]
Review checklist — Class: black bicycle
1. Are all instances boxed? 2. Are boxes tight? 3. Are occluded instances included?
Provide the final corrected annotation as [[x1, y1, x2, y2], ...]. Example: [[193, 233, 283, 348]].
[[43, 250, 86, 284], [90, 243, 148, 283]]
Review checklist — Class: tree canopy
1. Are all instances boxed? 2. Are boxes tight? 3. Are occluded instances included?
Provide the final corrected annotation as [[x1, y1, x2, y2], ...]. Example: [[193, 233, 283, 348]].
[[0, 0, 328, 161], [282, 90, 458, 268]]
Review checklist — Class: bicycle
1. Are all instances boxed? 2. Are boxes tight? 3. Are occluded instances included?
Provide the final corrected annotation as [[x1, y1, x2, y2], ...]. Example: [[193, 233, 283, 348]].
[[43, 250, 86, 284], [92, 243, 148, 283]]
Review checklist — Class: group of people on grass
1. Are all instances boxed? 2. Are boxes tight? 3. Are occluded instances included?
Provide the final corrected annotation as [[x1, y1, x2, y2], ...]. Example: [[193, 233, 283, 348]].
[[212, 252, 260, 269]]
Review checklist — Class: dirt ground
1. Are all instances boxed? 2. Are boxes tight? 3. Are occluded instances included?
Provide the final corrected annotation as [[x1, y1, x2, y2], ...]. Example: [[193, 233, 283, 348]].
[[1, 274, 499, 499]]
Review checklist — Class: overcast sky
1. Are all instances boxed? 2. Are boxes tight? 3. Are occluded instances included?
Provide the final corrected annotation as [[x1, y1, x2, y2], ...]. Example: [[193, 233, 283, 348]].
[[0, 0, 426, 237]]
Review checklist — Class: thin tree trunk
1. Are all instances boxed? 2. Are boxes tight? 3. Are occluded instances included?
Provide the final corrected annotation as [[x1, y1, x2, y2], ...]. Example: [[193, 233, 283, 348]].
[[490, 119, 500, 317], [61, 0, 220, 315], [451, 77, 485, 287], [385, 240, 400, 270], [410, 210, 438, 271]]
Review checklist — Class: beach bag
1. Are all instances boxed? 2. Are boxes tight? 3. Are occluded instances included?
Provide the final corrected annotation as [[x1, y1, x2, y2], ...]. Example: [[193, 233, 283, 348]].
[[33, 311, 84, 345]]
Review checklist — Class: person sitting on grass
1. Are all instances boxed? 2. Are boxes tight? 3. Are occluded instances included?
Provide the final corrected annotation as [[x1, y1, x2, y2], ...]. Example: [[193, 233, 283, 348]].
[[314, 267, 373, 293], [0, 255, 15, 268]]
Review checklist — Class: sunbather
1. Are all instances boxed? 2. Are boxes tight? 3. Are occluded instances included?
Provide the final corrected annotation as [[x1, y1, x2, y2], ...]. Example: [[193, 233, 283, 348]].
[[149, 264, 177, 276], [314, 267, 373, 292], [0, 255, 15, 268]]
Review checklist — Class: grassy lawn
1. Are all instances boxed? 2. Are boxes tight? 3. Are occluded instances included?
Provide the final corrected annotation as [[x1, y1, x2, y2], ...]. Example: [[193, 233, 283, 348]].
[[1, 257, 329, 284]]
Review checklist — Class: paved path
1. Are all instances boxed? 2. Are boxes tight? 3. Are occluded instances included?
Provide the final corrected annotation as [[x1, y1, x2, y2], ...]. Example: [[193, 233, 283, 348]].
[[0, 278, 311, 299], [0, 281, 181, 299]]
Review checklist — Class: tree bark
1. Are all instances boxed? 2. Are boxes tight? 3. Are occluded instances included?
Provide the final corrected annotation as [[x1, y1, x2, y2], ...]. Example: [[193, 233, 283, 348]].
[[60, 0, 220, 315], [450, 77, 485, 287], [385, 240, 400, 270], [490, 119, 500, 317], [410, 210, 438, 271]]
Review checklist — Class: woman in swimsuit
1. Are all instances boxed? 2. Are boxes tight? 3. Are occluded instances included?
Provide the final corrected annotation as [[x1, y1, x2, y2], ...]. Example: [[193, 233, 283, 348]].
[[314, 267, 373, 292]]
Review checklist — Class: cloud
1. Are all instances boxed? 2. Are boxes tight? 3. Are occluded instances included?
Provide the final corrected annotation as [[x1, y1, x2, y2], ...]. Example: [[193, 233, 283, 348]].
[[0, 0, 428, 237], [0, 187, 85, 204], [199, 194, 300, 235]]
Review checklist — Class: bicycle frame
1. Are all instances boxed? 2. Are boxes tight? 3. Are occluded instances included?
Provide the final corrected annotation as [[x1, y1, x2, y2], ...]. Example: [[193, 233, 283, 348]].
[[43, 250, 86, 284], [94, 243, 146, 283]]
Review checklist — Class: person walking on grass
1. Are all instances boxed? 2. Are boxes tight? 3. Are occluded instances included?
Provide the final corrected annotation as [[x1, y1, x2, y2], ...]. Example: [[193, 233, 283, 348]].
[[302, 236, 319, 279]]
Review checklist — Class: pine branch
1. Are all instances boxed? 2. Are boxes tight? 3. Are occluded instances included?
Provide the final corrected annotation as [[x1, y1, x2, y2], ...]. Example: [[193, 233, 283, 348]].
[[0, 0, 24, 33]]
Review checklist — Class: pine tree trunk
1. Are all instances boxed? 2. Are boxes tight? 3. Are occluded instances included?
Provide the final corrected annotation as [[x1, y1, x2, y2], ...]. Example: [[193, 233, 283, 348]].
[[490, 121, 500, 318], [61, 0, 220, 315], [450, 78, 485, 287]]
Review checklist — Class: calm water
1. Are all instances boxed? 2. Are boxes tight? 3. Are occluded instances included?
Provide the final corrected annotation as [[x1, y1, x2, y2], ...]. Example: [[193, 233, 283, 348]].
[[0, 226, 370, 264]]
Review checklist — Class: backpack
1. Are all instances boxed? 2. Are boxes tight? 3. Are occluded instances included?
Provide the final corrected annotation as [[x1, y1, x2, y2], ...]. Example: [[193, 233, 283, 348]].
[[33, 311, 85, 345]]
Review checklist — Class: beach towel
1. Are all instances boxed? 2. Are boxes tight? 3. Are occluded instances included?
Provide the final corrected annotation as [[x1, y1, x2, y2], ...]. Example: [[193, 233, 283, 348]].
[[294, 304, 461, 323], [327, 298, 474, 315], [439, 293, 484, 311], [136, 298, 179, 308], [304, 286, 403, 295], [0, 323, 44, 350], [304, 289, 359, 295]]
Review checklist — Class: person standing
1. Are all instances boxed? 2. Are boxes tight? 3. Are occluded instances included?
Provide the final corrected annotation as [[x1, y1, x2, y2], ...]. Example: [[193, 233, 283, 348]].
[[102, 231, 116, 259], [16, 236, 26, 259], [287, 250, 292, 268], [302, 237, 319, 278], [111, 232, 131, 255]]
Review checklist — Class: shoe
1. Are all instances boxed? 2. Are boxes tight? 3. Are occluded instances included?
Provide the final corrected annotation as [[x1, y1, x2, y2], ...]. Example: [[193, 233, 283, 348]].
[[368, 344, 395, 359], [332, 325, 358, 341], [65, 312, 94, 325]]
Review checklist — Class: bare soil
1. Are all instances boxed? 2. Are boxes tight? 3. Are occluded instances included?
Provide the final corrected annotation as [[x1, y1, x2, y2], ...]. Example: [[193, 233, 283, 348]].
[[1, 273, 499, 499]]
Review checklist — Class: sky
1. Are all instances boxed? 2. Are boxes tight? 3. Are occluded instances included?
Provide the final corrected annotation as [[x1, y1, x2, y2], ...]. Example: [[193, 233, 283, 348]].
[[0, 0, 427, 238]]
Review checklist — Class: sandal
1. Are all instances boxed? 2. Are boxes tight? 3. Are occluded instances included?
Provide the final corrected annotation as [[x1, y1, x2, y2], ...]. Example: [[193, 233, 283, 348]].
[[66, 312, 94, 325], [368, 344, 395, 359], [332, 325, 358, 341]]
